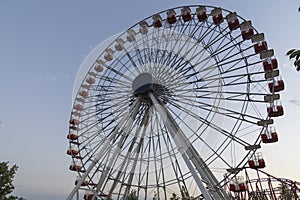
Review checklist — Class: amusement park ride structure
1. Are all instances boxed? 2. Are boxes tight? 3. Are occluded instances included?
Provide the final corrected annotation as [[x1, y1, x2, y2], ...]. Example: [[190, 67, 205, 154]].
[[226, 167, 300, 200], [65, 5, 298, 200]]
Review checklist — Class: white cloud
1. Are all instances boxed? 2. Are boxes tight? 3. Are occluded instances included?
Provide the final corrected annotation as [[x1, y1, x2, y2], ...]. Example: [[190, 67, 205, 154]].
[[289, 99, 300, 105]]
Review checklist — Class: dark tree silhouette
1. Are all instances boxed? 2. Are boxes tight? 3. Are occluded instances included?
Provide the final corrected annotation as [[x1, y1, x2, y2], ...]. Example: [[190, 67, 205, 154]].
[[126, 190, 137, 200], [287, 49, 300, 71], [170, 193, 179, 200], [278, 183, 297, 200], [0, 162, 25, 200]]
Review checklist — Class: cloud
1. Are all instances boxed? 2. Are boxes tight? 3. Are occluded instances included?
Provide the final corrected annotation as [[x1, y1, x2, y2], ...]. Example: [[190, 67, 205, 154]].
[[36, 75, 70, 81], [50, 76, 57, 81], [289, 99, 300, 105]]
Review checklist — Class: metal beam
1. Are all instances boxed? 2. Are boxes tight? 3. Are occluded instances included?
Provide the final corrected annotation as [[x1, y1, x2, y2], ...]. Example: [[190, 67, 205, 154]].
[[149, 92, 230, 199]]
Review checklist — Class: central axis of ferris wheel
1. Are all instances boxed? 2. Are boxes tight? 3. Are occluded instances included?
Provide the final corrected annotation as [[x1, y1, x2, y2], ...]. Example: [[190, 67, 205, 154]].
[[134, 72, 230, 199]]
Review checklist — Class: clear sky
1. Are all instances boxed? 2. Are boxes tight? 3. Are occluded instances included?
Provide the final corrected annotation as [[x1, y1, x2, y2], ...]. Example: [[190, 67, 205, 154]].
[[0, 0, 299, 199]]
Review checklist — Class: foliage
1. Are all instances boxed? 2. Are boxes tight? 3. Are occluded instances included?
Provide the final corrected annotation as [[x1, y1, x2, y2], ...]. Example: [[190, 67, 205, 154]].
[[126, 190, 137, 200], [180, 186, 190, 200], [0, 162, 24, 200], [169, 186, 192, 200], [170, 193, 179, 200], [278, 183, 297, 200], [286, 49, 300, 71]]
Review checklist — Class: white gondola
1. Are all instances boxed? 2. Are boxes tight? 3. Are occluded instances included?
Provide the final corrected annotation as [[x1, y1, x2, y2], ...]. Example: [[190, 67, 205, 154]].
[[85, 77, 95, 85], [139, 21, 149, 34], [127, 29, 136, 42], [104, 48, 114, 61], [79, 90, 89, 98], [115, 38, 125, 51], [95, 60, 105, 72], [73, 104, 83, 111]]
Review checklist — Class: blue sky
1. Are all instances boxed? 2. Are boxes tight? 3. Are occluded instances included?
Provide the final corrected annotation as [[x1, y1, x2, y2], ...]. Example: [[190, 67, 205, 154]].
[[0, 1, 300, 199]]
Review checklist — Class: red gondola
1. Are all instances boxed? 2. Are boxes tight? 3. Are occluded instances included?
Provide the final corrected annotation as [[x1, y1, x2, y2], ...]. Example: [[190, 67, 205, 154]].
[[263, 59, 278, 71], [196, 6, 207, 21]]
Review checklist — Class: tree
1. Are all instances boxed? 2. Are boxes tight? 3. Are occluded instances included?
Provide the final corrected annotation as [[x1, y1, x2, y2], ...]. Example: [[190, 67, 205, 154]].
[[126, 190, 137, 200], [180, 186, 190, 200], [286, 49, 300, 71], [170, 193, 179, 200], [278, 183, 297, 200], [0, 162, 24, 200]]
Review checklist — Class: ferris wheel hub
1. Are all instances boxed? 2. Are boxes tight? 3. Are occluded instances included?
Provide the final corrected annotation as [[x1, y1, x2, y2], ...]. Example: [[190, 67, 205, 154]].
[[132, 73, 153, 96], [132, 72, 172, 104]]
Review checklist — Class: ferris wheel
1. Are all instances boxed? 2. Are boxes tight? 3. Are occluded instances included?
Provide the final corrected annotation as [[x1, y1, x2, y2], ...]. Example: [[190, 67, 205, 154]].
[[66, 5, 285, 200]]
